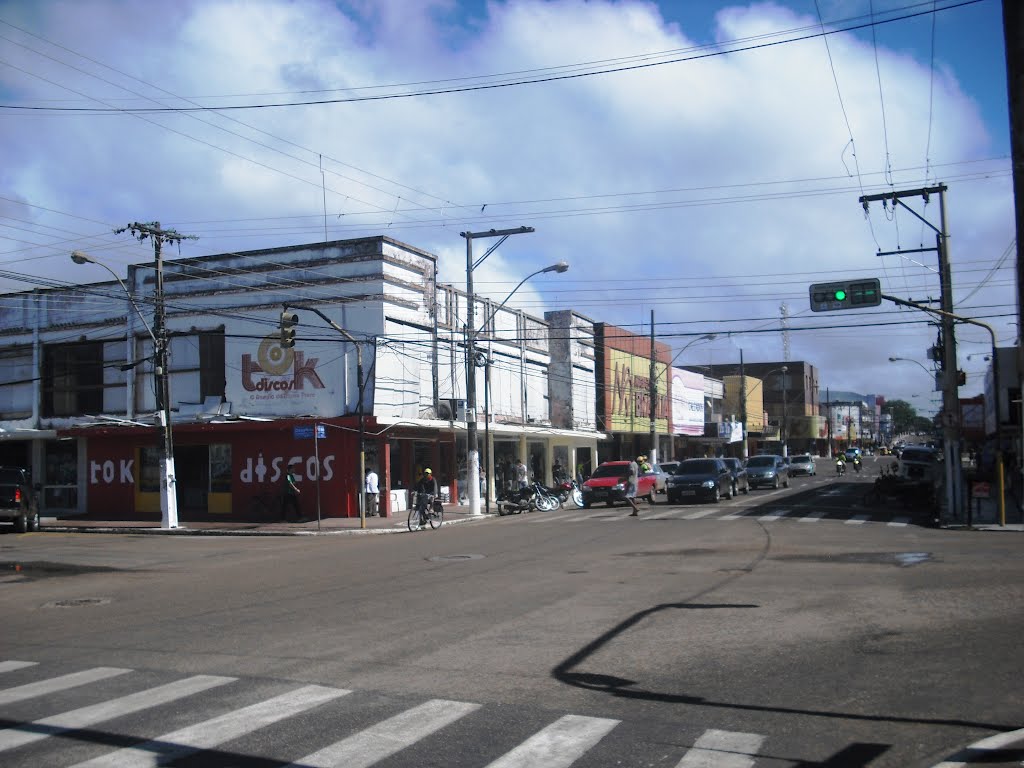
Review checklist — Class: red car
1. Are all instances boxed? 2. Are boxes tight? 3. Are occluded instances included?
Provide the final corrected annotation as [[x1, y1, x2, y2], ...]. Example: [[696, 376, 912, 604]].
[[581, 461, 659, 508]]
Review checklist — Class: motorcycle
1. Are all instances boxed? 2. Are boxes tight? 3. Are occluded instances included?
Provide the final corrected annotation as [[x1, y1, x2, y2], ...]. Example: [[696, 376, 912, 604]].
[[531, 481, 561, 511], [495, 484, 538, 516], [852, 457, 862, 474], [835, 459, 846, 476]]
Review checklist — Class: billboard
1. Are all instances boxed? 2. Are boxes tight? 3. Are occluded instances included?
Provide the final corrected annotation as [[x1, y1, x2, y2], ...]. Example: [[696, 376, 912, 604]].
[[606, 348, 668, 433], [671, 368, 705, 436]]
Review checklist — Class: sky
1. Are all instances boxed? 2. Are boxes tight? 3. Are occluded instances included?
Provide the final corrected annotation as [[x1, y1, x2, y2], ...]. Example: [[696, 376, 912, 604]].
[[0, 0, 1014, 417]]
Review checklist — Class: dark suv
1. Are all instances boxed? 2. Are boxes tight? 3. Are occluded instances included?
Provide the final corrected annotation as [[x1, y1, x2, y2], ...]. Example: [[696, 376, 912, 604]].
[[0, 467, 40, 533]]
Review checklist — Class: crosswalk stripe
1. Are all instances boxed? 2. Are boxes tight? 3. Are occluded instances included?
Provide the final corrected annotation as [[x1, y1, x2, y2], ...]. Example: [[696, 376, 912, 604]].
[[683, 509, 718, 520], [675, 728, 764, 768], [798, 512, 824, 523], [68, 684, 349, 768], [888, 517, 911, 527], [718, 511, 747, 520], [758, 510, 789, 522], [0, 660, 37, 674], [0, 675, 235, 752], [0, 667, 131, 706], [288, 698, 479, 768], [483, 714, 620, 768], [845, 514, 870, 524]]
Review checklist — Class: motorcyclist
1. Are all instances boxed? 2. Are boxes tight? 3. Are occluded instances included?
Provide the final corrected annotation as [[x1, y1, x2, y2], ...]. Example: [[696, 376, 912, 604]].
[[852, 455, 862, 474], [835, 456, 846, 476]]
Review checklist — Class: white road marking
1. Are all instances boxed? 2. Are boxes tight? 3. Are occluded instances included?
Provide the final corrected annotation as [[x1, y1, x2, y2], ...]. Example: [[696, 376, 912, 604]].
[[758, 509, 789, 522], [0, 667, 131, 706], [845, 514, 870, 525], [0, 661, 37, 674], [888, 517, 911, 527], [484, 714, 620, 768], [0, 675, 235, 752], [675, 728, 765, 768], [683, 509, 719, 520], [798, 512, 825, 523], [932, 726, 1024, 767], [289, 698, 479, 768], [69, 684, 348, 768]]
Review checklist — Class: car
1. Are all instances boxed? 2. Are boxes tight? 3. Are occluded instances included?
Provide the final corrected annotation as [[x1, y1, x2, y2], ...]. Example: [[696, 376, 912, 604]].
[[657, 460, 680, 476], [788, 454, 816, 476], [745, 454, 790, 489], [646, 464, 670, 496], [666, 458, 734, 503], [898, 446, 939, 481], [0, 467, 40, 533], [721, 457, 749, 495], [581, 461, 658, 508], [844, 447, 862, 462]]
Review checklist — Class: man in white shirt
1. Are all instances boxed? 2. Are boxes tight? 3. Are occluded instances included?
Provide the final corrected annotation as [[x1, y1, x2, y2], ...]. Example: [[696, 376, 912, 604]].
[[365, 467, 379, 516]]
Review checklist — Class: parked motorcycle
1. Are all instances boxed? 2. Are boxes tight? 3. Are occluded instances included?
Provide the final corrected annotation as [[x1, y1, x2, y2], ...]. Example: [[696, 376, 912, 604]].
[[495, 485, 538, 516], [531, 481, 561, 511]]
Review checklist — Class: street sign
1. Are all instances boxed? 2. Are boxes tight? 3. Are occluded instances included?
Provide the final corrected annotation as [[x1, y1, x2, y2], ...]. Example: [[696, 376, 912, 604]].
[[293, 425, 326, 439], [808, 278, 882, 312]]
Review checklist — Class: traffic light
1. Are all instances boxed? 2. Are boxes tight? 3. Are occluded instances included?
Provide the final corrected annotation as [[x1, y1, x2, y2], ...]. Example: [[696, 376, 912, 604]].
[[280, 310, 298, 348], [808, 278, 882, 312]]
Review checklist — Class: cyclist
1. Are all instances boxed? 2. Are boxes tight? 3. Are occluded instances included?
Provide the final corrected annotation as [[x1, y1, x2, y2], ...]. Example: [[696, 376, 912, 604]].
[[415, 468, 439, 519]]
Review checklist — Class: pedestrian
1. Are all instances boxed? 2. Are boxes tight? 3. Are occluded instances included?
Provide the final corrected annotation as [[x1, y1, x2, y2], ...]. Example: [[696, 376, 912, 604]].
[[624, 457, 640, 516], [364, 467, 379, 517], [281, 461, 302, 522], [515, 458, 528, 490]]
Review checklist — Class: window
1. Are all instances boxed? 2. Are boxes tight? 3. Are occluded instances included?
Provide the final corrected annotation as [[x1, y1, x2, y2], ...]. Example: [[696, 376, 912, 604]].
[[209, 444, 232, 493], [42, 342, 105, 417]]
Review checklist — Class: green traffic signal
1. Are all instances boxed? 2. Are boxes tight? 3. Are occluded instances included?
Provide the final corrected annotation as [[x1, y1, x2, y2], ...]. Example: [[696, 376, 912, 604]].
[[834, 289, 847, 301]]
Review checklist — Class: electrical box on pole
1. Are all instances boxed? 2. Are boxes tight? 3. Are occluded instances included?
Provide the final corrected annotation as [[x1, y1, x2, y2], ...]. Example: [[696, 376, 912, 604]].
[[808, 278, 882, 312]]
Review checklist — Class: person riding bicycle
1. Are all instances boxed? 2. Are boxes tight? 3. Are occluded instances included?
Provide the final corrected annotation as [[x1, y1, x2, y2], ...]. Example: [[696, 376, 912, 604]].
[[415, 468, 439, 515]]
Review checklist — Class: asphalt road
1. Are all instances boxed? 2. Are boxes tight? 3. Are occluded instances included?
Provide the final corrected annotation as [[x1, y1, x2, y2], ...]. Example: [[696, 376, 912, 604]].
[[0, 466, 1021, 767]]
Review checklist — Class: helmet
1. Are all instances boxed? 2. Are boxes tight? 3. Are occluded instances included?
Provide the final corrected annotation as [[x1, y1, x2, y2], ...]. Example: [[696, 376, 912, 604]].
[[423, 468, 432, 474]]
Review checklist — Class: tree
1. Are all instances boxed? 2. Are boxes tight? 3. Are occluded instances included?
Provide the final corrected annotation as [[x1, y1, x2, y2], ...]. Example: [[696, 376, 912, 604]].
[[883, 399, 919, 435]]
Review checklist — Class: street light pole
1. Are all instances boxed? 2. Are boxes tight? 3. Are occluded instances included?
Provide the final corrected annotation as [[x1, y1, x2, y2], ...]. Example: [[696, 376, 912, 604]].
[[654, 332, 717, 464], [461, 227, 535, 516]]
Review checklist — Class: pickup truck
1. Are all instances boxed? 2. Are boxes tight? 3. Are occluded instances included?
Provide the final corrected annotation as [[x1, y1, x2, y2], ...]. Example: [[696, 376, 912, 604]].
[[0, 467, 40, 532]]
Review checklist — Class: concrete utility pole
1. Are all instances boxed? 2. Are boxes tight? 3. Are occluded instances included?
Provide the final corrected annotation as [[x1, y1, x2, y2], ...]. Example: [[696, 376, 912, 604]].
[[649, 309, 657, 465], [859, 186, 963, 523], [114, 221, 197, 530]]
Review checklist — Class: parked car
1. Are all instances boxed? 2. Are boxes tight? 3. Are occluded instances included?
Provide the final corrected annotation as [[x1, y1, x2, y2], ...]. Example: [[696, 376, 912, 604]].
[[0, 467, 40, 533], [721, 457, 749, 495], [898, 446, 939, 481], [788, 454, 816, 476], [666, 458, 733, 503], [745, 454, 790, 489], [582, 461, 658, 508]]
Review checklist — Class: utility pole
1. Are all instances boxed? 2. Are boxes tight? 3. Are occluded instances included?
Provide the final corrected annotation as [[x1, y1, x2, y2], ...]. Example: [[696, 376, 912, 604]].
[[115, 221, 197, 530], [859, 186, 963, 522], [649, 309, 657, 465], [740, 348, 748, 460]]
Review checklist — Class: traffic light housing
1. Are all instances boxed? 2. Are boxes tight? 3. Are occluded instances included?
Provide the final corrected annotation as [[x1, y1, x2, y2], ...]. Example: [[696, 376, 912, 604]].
[[808, 278, 882, 312], [280, 310, 298, 348]]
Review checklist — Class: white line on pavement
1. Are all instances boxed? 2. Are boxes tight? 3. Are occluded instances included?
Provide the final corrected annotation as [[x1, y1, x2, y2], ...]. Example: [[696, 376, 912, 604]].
[[798, 512, 825, 523], [888, 517, 911, 527], [0, 661, 37, 674], [675, 728, 764, 768], [69, 684, 349, 768], [289, 698, 479, 768], [845, 514, 870, 524], [757, 510, 789, 522], [0, 668, 131, 706], [484, 714, 620, 768], [0, 675, 236, 752]]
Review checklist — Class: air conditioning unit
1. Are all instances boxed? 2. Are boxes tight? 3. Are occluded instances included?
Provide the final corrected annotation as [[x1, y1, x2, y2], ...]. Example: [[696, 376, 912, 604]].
[[437, 399, 468, 421]]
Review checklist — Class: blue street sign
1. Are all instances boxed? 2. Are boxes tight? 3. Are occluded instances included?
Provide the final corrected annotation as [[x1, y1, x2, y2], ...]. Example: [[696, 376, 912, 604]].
[[293, 425, 326, 440]]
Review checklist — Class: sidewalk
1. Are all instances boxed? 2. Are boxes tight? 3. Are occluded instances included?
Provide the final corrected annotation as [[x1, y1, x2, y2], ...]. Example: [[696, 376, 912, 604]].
[[40, 504, 495, 536]]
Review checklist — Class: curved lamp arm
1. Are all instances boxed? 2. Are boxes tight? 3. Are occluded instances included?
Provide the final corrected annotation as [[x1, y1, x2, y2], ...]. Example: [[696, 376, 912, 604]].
[[71, 250, 157, 345], [476, 261, 568, 335]]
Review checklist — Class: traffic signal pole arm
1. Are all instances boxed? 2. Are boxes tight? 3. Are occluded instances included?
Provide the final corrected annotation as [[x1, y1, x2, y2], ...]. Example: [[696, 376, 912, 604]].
[[881, 293, 1007, 527]]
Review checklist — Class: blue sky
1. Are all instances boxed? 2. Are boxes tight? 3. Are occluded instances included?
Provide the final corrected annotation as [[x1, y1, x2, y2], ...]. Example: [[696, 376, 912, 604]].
[[0, 0, 1014, 412]]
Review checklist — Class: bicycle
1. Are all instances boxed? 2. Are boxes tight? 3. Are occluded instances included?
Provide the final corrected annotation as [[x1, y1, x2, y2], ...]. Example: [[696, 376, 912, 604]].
[[408, 493, 444, 531]]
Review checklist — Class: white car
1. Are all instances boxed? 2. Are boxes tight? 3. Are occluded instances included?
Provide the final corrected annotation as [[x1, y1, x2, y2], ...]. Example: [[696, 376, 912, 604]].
[[788, 454, 816, 476]]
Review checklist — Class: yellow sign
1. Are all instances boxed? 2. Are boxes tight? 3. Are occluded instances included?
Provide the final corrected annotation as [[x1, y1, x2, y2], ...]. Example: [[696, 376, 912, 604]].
[[607, 349, 668, 433]]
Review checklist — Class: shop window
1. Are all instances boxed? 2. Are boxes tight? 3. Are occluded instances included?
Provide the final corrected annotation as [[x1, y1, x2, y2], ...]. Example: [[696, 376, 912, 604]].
[[0, 347, 33, 419], [139, 446, 161, 493], [42, 342, 105, 417], [43, 440, 78, 510], [209, 444, 231, 493]]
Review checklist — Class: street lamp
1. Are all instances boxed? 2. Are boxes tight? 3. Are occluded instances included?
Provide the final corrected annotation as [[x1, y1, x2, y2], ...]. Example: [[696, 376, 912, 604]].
[[71, 250, 178, 529], [651, 333, 717, 464], [461, 227, 535, 516], [670, 333, 718, 367], [889, 356, 935, 379]]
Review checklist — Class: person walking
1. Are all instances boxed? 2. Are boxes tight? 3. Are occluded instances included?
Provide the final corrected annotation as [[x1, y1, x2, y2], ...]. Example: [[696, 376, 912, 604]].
[[515, 459, 528, 490], [365, 467, 379, 517], [281, 462, 302, 522], [624, 458, 641, 516]]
